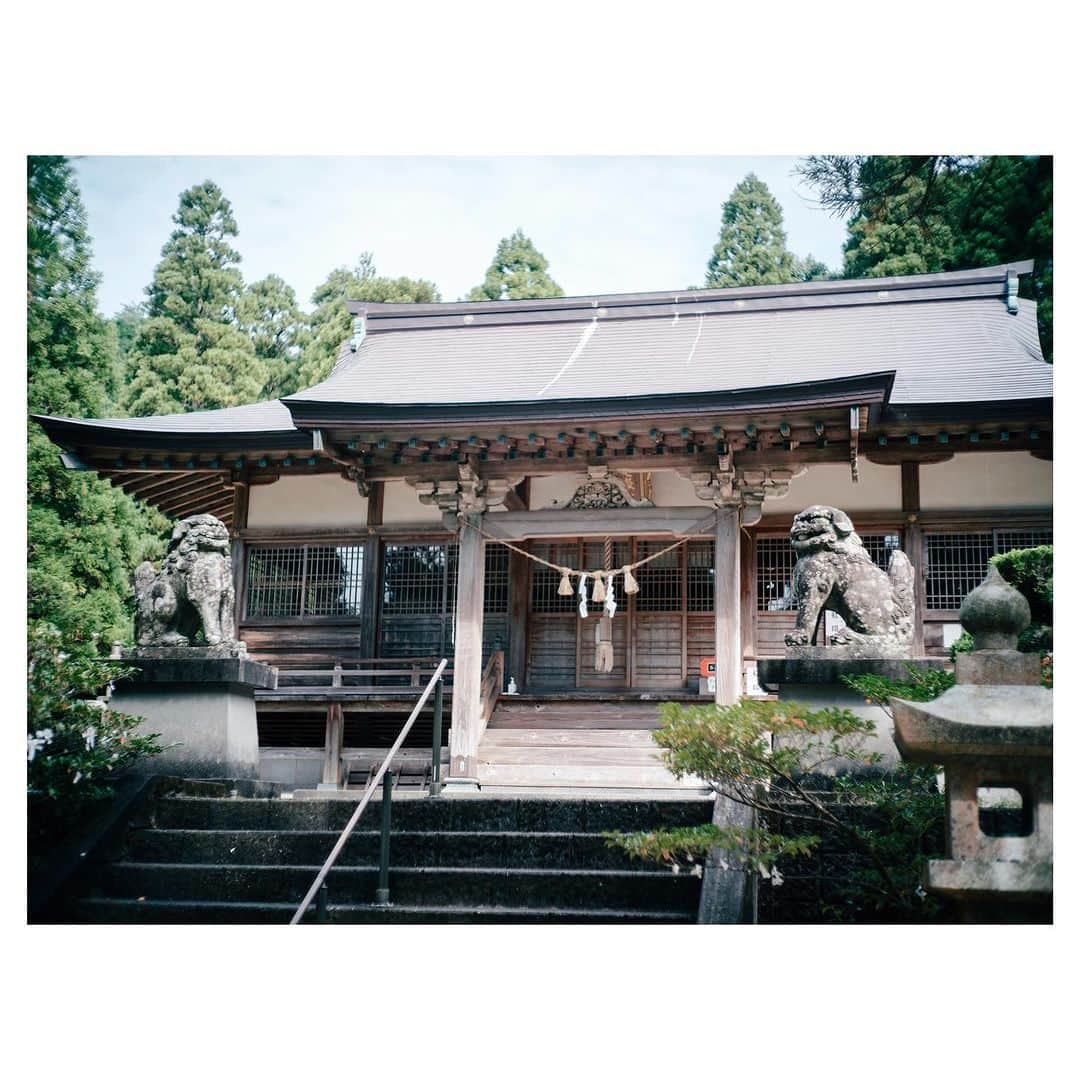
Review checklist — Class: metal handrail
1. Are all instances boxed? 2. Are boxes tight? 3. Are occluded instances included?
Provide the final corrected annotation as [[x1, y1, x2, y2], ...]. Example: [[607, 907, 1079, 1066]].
[[290, 657, 448, 925]]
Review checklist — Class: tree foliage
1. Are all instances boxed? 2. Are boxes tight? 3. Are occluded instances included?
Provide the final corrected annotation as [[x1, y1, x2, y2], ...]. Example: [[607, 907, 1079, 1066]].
[[28, 623, 162, 851], [295, 253, 440, 389], [797, 155, 1052, 359], [27, 156, 167, 651], [124, 181, 265, 415], [467, 229, 563, 301], [704, 173, 826, 288], [237, 273, 306, 398]]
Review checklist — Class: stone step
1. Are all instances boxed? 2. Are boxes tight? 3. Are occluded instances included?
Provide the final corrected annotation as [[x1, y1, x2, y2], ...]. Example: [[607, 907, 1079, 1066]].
[[478, 745, 667, 766], [152, 795, 714, 833], [124, 829, 648, 871], [482, 729, 661, 747], [476, 763, 700, 787], [74, 897, 694, 925], [97, 862, 701, 913]]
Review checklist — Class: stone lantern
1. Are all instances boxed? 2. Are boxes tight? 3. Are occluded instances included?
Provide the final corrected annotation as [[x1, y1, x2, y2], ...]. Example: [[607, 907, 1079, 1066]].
[[890, 565, 1052, 922]]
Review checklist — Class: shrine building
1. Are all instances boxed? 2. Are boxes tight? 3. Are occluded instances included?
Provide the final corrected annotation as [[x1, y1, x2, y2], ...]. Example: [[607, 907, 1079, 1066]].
[[35, 261, 1052, 793]]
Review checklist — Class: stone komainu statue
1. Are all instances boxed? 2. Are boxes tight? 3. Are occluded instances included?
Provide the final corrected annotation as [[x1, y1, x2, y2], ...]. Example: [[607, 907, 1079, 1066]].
[[134, 514, 236, 647], [784, 505, 914, 654]]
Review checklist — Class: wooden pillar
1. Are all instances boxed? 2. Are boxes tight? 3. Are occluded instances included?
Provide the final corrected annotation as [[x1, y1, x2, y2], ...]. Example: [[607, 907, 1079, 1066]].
[[448, 511, 485, 788], [714, 507, 742, 705], [507, 548, 529, 690], [229, 471, 250, 639], [359, 481, 384, 659], [901, 461, 926, 656]]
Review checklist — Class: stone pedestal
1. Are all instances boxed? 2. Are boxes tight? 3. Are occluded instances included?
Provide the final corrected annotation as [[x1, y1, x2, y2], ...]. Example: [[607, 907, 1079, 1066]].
[[757, 656, 949, 774], [111, 647, 277, 780]]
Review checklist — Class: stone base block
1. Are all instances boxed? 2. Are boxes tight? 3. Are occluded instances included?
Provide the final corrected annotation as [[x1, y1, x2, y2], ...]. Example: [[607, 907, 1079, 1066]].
[[757, 657, 947, 775], [111, 652, 276, 780]]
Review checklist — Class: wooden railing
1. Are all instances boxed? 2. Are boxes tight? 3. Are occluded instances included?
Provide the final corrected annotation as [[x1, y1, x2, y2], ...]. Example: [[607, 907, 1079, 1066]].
[[267, 656, 452, 693], [254, 656, 453, 790], [479, 649, 505, 733], [290, 659, 448, 924]]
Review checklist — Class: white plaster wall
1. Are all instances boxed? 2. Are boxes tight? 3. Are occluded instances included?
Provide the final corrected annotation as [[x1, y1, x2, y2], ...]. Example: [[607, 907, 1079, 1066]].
[[920, 452, 1052, 510], [649, 469, 699, 506], [529, 473, 587, 509], [247, 474, 367, 529], [764, 460, 902, 515], [381, 479, 444, 524]]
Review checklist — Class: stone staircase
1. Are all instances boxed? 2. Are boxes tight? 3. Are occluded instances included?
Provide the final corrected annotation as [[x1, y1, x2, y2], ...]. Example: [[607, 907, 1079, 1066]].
[[478, 699, 708, 796], [63, 788, 712, 924]]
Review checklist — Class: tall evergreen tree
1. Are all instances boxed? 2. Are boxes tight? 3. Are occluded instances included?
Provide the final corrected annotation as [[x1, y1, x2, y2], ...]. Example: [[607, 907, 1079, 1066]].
[[467, 229, 563, 300], [27, 157, 166, 652], [705, 174, 801, 288], [237, 274, 306, 398], [797, 155, 1052, 359], [124, 181, 265, 415], [295, 253, 440, 389]]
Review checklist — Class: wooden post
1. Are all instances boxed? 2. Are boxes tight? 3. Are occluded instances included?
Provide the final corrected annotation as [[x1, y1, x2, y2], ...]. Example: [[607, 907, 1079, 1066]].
[[229, 470, 249, 639], [320, 703, 344, 789], [714, 508, 742, 705], [901, 461, 926, 656], [507, 548, 529, 690], [359, 481, 384, 660], [447, 511, 485, 789]]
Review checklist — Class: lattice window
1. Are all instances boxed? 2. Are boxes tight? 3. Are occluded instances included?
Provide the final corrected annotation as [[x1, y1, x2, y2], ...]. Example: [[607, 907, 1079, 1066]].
[[862, 533, 901, 573], [995, 528, 1052, 554], [925, 532, 995, 610], [529, 542, 580, 614], [756, 537, 797, 612], [483, 545, 510, 614], [246, 544, 364, 619], [687, 540, 714, 612], [634, 539, 681, 612], [381, 544, 449, 616], [925, 528, 1053, 610]]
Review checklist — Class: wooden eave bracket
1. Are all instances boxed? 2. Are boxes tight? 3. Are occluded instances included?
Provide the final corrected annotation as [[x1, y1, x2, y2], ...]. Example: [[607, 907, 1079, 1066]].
[[410, 463, 523, 514], [687, 453, 805, 507]]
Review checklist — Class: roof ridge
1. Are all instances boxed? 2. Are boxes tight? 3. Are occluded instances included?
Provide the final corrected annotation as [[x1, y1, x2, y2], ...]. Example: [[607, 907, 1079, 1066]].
[[346, 261, 1033, 321]]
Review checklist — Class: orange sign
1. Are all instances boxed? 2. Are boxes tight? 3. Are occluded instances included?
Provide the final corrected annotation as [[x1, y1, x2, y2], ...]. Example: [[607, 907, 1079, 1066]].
[[699, 657, 716, 677]]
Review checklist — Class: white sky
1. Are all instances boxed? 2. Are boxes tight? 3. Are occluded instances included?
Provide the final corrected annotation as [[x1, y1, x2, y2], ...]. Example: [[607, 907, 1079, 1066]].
[[73, 156, 850, 316]]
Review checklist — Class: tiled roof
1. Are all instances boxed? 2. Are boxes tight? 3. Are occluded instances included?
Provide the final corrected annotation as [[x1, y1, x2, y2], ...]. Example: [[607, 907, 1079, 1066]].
[[35, 263, 1051, 448]]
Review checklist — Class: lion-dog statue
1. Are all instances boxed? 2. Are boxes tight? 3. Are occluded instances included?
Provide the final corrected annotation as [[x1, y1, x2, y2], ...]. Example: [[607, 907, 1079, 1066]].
[[784, 505, 914, 656], [134, 514, 236, 647]]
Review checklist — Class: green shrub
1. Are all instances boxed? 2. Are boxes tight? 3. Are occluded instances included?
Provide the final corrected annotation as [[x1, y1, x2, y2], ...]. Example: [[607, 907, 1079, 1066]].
[[992, 545, 1052, 625], [607, 693, 948, 921], [28, 622, 162, 851]]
